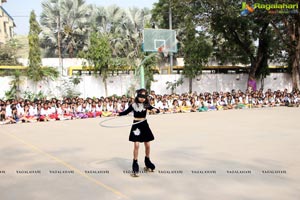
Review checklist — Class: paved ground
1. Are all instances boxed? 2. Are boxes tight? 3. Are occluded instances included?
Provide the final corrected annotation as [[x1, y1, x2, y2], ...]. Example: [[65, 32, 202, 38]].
[[0, 107, 299, 200]]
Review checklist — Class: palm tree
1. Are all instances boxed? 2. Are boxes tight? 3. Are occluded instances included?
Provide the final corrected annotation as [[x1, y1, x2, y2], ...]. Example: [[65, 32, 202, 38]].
[[123, 8, 157, 90], [89, 5, 125, 56], [40, 0, 90, 58], [120, 8, 151, 63]]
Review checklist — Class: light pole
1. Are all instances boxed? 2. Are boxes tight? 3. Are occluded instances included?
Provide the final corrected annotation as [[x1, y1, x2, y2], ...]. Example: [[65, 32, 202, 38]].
[[169, 0, 173, 74], [57, 14, 63, 76]]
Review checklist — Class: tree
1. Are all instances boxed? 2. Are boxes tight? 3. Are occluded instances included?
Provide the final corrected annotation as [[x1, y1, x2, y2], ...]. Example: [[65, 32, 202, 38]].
[[151, 0, 191, 57], [89, 5, 128, 70], [203, 0, 275, 90], [270, 0, 300, 90], [166, 77, 183, 94], [97, 6, 154, 89], [151, 0, 182, 30], [182, 16, 212, 93], [109, 7, 151, 65], [27, 10, 43, 82], [152, 0, 212, 92], [4, 70, 23, 100], [0, 39, 22, 66], [81, 32, 112, 96], [138, 53, 157, 91], [122, 8, 154, 90], [27, 10, 59, 91], [153, 0, 279, 90], [58, 76, 81, 98], [40, 0, 90, 58]]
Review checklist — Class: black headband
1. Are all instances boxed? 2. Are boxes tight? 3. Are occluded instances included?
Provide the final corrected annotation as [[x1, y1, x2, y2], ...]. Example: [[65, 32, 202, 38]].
[[137, 94, 147, 99]]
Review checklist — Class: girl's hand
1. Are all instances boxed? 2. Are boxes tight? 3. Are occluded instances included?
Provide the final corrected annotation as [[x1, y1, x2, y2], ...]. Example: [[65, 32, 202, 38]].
[[152, 109, 159, 114]]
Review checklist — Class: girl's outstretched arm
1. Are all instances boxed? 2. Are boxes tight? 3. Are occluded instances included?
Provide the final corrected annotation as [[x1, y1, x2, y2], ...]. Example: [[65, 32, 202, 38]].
[[148, 105, 160, 114], [118, 104, 133, 116]]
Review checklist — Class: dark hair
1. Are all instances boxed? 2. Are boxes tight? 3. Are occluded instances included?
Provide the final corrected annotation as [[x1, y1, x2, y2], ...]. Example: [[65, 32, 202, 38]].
[[134, 88, 150, 107], [136, 88, 148, 95]]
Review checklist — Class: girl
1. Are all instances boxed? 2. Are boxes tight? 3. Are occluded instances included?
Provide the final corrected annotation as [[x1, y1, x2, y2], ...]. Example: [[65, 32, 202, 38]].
[[7, 107, 23, 123], [118, 88, 159, 177], [0, 108, 10, 125], [23, 104, 38, 122], [171, 99, 181, 113]]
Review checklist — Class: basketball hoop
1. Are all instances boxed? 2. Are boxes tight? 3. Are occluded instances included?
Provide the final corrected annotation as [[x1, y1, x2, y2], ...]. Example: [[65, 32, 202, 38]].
[[158, 46, 169, 58]]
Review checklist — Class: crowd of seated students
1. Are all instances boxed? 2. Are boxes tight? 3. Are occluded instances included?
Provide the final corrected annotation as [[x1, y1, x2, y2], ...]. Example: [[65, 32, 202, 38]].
[[0, 88, 299, 125], [150, 88, 299, 114]]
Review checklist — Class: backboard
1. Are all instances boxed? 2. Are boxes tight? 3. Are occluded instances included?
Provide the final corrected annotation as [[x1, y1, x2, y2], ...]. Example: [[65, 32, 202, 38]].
[[143, 28, 177, 53]]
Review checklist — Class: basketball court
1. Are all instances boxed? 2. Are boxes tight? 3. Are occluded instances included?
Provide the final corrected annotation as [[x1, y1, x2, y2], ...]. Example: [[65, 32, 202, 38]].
[[0, 107, 299, 200]]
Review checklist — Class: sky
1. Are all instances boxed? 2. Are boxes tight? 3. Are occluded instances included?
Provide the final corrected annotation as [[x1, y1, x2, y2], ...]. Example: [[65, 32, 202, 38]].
[[2, 0, 158, 35]]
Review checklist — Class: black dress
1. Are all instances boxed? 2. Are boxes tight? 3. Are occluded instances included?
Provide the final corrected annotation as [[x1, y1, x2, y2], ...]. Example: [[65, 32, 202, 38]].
[[119, 103, 159, 142]]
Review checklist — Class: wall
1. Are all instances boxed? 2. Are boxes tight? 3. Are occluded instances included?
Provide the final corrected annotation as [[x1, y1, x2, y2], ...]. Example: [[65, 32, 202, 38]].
[[0, 73, 293, 99], [151, 73, 293, 94]]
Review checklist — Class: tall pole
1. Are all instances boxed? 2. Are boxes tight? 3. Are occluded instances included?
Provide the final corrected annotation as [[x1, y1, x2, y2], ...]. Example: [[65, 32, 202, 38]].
[[57, 15, 63, 76], [140, 65, 145, 88], [139, 53, 157, 88], [169, 0, 173, 74]]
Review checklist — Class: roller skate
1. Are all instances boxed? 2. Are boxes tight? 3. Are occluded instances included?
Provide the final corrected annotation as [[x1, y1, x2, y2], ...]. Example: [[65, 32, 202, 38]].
[[131, 159, 139, 177], [144, 156, 155, 172]]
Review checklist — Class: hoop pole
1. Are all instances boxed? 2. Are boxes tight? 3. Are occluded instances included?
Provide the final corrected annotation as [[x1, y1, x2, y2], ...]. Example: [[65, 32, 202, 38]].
[[140, 65, 145, 88], [169, 0, 173, 74], [139, 52, 157, 88]]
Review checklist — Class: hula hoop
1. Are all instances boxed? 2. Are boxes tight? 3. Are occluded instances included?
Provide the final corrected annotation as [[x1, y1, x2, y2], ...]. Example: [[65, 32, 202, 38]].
[[99, 116, 146, 128]]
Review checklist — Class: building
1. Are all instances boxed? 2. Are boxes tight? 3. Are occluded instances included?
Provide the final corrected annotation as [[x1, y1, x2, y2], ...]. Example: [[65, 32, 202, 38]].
[[0, 0, 15, 44]]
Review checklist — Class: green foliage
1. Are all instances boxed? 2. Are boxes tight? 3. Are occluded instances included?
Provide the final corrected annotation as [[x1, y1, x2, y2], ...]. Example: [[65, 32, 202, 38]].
[[4, 90, 16, 101], [182, 14, 212, 81], [151, 0, 183, 30], [71, 75, 82, 85], [110, 57, 129, 67], [152, 0, 278, 82], [183, 34, 212, 78], [58, 77, 81, 98], [207, 0, 275, 79], [151, 0, 170, 29], [0, 39, 23, 65], [82, 32, 112, 81], [166, 77, 184, 94], [27, 10, 43, 82], [4, 70, 23, 100], [41, 67, 60, 80], [152, 0, 205, 57], [143, 53, 157, 91], [23, 90, 46, 101], [109, 57, 130, 75], [134, 53, 158, 91], [40, 0, 90, 58], [27, 11, 59, 83], [269, 0, 300, 89], [26, 67, 59, 82], [62, 86, 81, 99], [0, 70, 17, 76]]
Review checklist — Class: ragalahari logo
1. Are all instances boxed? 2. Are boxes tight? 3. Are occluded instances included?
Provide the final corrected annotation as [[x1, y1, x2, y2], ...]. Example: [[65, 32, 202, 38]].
[[241, 2, 299, 15], [241, 2, 255, 16]]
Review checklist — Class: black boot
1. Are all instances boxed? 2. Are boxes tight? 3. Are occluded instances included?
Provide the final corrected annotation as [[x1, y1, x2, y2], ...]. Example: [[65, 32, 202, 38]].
[[132, 159, 139, 177], [144, 156, 155, 172]]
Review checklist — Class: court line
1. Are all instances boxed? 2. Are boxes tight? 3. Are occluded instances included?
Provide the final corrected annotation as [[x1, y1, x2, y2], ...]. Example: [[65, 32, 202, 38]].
[[3, 131, 129, 199]]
